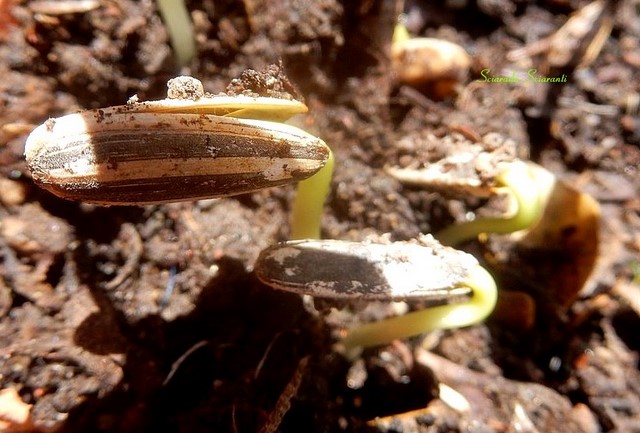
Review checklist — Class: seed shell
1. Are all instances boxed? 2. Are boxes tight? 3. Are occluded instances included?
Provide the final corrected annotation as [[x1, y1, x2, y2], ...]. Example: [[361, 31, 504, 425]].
[[25, 106, 329, 205], [255, 237, 478, 301], [128, 95, 309, 121]]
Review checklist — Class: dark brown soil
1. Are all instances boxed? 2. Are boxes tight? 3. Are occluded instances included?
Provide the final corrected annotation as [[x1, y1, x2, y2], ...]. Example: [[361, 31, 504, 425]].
[[1, 1, 639, 432]]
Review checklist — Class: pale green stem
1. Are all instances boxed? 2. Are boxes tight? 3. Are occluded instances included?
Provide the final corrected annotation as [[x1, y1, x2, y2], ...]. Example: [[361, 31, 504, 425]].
[[343, 264, 497, 351], [393, 20, 411, 44], [288, 148, 499, 352], [290, 150, 335, 240], [156, 0, 196, 67], [436, 163, 542, 246]]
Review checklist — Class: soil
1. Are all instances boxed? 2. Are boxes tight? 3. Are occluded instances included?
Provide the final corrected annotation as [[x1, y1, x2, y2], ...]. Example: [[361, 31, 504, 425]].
[[1, 1, 639, 432]]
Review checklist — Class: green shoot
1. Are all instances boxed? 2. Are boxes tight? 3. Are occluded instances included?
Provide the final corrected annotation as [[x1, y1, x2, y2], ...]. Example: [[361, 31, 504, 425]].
[[156, 0, 196, 67], [342, 264, 497, 351], [290, 150, 335, 240], [436, 162, 543, 246]]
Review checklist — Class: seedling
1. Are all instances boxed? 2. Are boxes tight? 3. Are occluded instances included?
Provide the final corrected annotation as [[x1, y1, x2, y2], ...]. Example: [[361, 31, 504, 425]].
[[388, 159, 544, 246], [435, 161, 543, 245], [25, 76, 330, 205], [255, 235, 497, 351], [391, 20, 471, 97], [388, 148, 601, 315]]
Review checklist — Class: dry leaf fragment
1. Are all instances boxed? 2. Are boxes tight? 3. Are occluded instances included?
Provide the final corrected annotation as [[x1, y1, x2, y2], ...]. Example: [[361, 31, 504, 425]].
[[508, 0, 614, 69]]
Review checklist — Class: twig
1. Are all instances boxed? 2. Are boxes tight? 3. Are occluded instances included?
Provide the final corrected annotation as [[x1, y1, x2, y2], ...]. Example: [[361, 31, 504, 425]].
[[258, 356, 309, 433]]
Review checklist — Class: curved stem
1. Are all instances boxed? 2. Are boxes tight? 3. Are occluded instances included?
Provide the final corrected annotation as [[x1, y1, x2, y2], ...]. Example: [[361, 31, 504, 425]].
[[290, 150, 334, 240], [342, 265, 497, 351], [436, 162, 543, 246]]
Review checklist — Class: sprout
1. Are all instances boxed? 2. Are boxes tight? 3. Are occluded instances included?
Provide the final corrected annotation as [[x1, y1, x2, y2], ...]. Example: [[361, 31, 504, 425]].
[[156, 0, 196, 67], [341, 263, 497, 351], [290, 150, 335, 239], [255, 235, 498, 352], [436, 161, 544, 246], [391, 21, 471, 97]]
